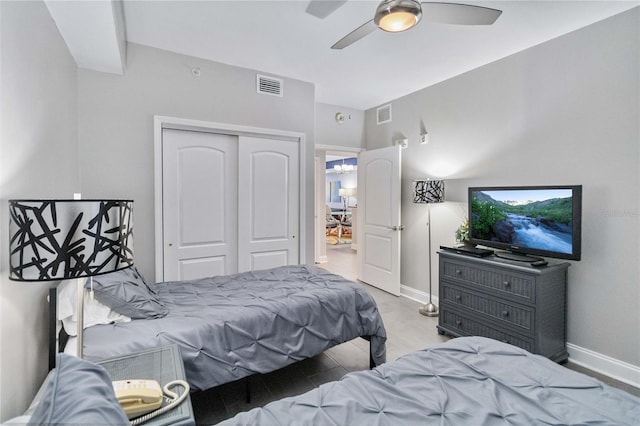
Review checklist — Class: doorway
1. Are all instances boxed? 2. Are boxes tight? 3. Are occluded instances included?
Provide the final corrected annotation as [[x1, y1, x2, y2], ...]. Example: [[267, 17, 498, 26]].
[[315, 145, 403, 296], [325, 153, 358, 246], [315, 148, 359, 273]]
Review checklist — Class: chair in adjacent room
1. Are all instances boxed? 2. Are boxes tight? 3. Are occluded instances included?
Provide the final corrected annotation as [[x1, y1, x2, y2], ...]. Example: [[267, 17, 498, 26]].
[[339, 209, 352, 240], [326, 205, 339, 236]]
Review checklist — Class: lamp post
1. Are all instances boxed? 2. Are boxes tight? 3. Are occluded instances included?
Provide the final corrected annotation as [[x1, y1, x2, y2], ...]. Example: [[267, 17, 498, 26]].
[[412, 179, 444, 317]]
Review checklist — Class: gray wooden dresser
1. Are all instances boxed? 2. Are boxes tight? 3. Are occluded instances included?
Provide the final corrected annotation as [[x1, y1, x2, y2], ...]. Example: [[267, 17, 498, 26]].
[[437, 251, 570, 363]]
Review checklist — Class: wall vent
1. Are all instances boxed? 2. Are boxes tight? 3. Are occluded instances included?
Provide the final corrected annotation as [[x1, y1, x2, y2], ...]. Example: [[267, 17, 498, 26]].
[[377, 104, 392, 125], [257, 74, 283, 97]]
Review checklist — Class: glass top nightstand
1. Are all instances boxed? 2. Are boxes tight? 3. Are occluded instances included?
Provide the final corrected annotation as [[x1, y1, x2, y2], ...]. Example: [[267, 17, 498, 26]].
[[97, 344, 195, 426]]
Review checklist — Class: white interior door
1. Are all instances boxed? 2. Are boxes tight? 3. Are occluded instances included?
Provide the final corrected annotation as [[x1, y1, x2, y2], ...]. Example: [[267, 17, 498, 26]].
[[357, 146, 402, 295], [162, 129, 238, 281], [238, 136, 299, 272]]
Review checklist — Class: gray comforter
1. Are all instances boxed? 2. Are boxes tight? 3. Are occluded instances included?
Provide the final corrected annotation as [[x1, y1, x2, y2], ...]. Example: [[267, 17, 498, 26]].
[[218, 336, 640, 425], [81, 265, 386, 391]]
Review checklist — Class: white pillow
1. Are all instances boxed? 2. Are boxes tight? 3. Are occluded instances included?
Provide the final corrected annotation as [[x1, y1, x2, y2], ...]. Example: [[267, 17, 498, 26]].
[[57, 280, 131, 336]]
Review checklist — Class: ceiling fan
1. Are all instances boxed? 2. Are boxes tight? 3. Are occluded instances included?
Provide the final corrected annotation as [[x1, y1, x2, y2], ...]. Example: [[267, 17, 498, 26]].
[[307, 0, 502, 50]]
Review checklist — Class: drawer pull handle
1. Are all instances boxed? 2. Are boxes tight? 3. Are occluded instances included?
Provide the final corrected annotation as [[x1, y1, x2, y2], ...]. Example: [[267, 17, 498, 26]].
[[502, 310, 510, 317], [455, 320, 462, 326], [455, 295, 461, 301], [455, 269, 462, 275], [502, 339, 509, 344], [503, 281, 511, 288]]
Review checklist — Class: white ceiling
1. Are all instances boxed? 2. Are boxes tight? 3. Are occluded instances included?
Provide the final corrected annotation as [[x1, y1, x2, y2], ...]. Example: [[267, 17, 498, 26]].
[[53, 1, 639, 110]]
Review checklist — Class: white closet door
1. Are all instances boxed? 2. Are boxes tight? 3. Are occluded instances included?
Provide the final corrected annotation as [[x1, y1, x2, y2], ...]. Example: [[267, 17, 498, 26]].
[[162, 129, 238, 281], [238, 136, 299, 272]]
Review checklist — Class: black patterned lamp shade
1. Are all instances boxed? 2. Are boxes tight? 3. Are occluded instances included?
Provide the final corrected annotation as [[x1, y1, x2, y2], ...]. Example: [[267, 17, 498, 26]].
[[413, 179, 445, 204], [9, 199, 134, 282]]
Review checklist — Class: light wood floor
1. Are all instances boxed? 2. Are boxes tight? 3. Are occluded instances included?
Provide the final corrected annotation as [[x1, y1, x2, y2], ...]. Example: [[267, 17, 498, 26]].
[[191, 243, 639, 424]]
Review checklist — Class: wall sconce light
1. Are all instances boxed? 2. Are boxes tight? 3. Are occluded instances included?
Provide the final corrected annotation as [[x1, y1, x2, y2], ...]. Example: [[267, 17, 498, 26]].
[[394, 138, 408, 149], [420, 131, 429, 144]]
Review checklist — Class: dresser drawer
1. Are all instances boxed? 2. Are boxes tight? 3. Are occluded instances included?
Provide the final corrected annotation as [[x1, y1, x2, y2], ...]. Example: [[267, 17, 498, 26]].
[[437, 251, 569, 362], [441, 284, 534, 334], [440, 308, 534, 352], [441, 258, 535, 303]]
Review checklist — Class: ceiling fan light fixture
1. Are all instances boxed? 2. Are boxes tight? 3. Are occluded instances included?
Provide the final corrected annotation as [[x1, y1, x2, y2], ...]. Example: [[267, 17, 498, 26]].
[[374, 0, 422, 33]]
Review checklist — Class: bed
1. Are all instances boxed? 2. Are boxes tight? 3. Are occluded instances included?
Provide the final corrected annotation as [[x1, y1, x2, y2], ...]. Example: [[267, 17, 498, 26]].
[[55, 264, 387, 392], [216, 336, 640, 425]]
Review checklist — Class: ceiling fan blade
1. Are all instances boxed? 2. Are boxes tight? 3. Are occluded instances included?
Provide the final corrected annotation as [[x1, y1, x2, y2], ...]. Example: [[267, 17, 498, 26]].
[[420, 2, 502, 25], [306, 0, 348, 19], [331, 20, 378, 50]]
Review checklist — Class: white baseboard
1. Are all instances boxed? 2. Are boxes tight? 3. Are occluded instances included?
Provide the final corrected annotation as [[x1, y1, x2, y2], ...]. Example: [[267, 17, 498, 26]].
[[400, 285, 439, 307], [400, 285, 639, 389], [567, 342, 640, 389], [315, 256, 328, 264]]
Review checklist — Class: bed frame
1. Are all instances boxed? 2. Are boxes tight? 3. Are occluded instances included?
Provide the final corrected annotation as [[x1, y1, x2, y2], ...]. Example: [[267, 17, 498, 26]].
[[48, 286, 377, 402]]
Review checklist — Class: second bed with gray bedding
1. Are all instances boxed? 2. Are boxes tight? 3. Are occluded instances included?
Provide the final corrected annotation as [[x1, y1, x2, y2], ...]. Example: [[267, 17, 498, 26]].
[[217, 336, 640, 425]]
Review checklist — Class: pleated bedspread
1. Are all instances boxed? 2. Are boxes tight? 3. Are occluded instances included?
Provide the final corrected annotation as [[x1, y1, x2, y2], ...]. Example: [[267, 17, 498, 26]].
[[81, 265, 387, 391]]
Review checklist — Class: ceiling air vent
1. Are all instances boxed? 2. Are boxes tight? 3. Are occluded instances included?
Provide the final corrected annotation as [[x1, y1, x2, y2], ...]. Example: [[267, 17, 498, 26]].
[[257, 74, 283, 97], [377, 104, 392, 125]]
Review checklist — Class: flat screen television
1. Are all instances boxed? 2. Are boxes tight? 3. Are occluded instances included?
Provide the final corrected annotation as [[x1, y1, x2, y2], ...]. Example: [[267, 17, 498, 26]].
[[468, 185, 582, 261]]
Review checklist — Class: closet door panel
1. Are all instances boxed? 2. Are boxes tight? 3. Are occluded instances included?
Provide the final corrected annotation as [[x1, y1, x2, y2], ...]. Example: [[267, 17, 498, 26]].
[[161, 129, 301, 280], [162, 129, 238, 281], [238, 136, 300, 272]]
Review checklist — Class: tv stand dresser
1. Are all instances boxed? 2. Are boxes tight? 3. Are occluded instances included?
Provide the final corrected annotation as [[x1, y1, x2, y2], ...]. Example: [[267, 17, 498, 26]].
[[437, 251, 570, 363]]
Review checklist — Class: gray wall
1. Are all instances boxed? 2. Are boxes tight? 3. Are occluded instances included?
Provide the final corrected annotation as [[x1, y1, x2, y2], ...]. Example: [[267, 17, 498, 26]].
[[0, 1, 79, 419], [365, 9, 639, 367], [315, 102, 365, 148], [77, 43, 316, 282]]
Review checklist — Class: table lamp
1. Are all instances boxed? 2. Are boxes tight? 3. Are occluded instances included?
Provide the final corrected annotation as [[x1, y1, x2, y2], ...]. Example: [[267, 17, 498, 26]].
[[9, 199, 134, 360]]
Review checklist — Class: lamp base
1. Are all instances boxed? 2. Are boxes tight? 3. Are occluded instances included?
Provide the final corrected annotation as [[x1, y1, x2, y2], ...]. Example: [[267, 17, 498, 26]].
[[418, 302, 439, 317]]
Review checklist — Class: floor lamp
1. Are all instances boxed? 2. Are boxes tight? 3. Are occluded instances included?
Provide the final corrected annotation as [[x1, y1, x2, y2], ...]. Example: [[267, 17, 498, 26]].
[[413, 179, 445, 317], [9, 199, 134, 360], [338, 187, 356, 213]]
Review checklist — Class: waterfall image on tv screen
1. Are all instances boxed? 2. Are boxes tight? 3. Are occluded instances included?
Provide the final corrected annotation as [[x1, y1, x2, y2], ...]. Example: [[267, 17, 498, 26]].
[[470, 189, 574, 254]]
